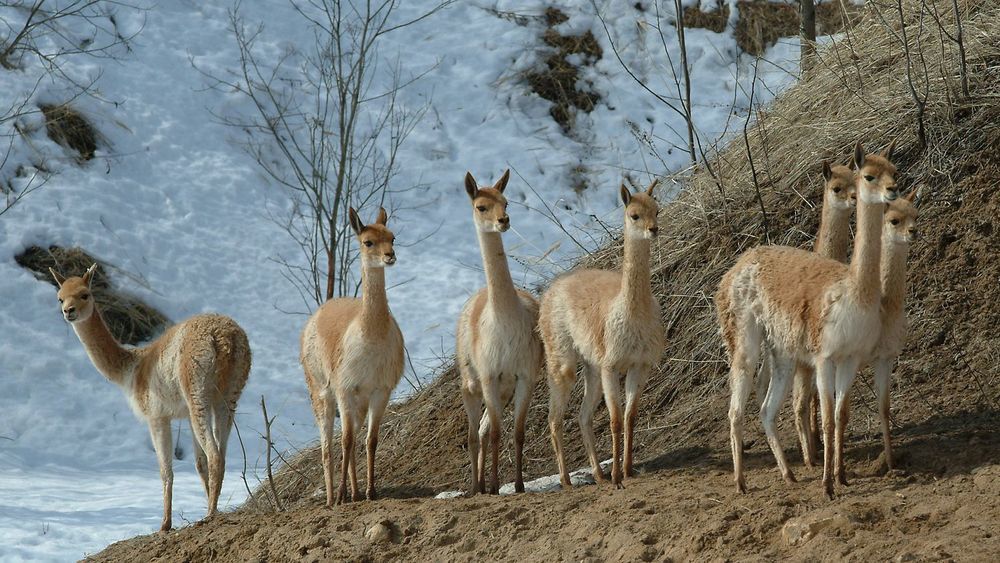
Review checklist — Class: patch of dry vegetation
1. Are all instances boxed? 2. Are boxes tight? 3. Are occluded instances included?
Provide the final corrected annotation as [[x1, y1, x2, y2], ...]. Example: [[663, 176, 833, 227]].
[[39, 104, 101, 162], [16, 245, 168, 345], [525, 7, 603, 133], [686, 0, 862, 55]]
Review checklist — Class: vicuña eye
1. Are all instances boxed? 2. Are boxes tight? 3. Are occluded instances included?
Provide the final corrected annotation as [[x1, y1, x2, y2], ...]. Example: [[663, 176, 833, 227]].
[[82, 294, 90, 300], [864, 175, 876, 182], [890, 218, 900, 225], [364, 240, 373, 247], [58, 298, 64, 304], [476, 206, 487, 212], [832, 187, 841, 193], [630, 214, 640, 220]]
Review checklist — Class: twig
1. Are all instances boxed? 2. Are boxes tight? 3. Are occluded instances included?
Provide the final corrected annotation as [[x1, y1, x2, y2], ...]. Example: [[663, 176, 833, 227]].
[[261, 395, 284, 512]]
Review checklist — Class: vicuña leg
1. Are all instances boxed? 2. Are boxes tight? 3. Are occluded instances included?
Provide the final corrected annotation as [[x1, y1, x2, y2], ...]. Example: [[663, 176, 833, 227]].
[[815, 358, 837, 499], [313, 395, 337, 507], [601, 367, 625, 488], [547, 361, 576, 488], [335, 394, 356, 505], [348, 398, 367, 502], [460, 382, 483, 496], [834, 359, 860, 487], [579, 364, 607, 484], [623, 366, 651, 479], [728, 323, 762, 494], [477, 412, 488, 493], [873, 358, 894, 471], [511, 375, 533, 493], [792, 364, 818, 467], [190, 420, 210, 500], [149, 417, 174, 532], [481, 376, 504, 495], [188, 394, 222, 516], [759, 350, 797, 484], [366, 389, 390, 501]]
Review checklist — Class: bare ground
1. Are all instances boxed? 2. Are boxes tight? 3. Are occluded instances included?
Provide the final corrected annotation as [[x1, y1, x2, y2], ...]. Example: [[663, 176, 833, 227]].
[[90, 408, 999, 562]]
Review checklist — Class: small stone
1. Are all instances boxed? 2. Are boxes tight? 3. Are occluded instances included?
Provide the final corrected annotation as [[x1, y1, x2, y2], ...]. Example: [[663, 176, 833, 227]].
[[365, 521, 393, 543], [782, 513, 854, 546]]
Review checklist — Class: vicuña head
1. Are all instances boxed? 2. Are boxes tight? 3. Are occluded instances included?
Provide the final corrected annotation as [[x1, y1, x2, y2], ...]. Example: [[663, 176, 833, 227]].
[[620, 181, 659, 239], [465, 169, 510, 233], [50, 264, 97, 323], [854, 140, 899, 204], [822, 161, 857, 210], [884, 187, 921, 245], [349, 206, 396, 267]]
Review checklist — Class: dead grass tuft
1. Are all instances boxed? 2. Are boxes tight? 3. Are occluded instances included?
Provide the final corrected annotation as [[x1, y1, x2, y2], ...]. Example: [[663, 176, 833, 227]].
[[686, 1, 862, 56], [525, 7, 602, 132], [16, 245, 169, 345], [39, 104, 100, 162], [247, 0, 1000, 511]]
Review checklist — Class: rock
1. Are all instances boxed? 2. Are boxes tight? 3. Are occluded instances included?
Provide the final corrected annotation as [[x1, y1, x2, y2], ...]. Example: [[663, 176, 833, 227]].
[[782, 513, 854, 546], [365, 520, 394, 543], [894, 553, 919, 562]]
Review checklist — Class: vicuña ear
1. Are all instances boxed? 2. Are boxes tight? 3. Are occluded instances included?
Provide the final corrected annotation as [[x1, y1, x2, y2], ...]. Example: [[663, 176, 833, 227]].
[[82, 263, 98, 287], [822, 160, 833, 181], [906, 185, 925, 207], [494, 169, 510, 193], [883, 138, 897, 161], [49, 267, 66, 287], [348, 207, 364, 235], [619, 184, 631, 206], [376, 206, 388, 225], [464, 172, 479, 200], [645, 178, 659, 196], [853, 141, 865, 170]]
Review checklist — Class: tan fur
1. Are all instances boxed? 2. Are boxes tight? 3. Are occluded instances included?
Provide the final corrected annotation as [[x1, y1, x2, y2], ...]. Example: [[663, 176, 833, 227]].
[[50, 266, 251, 531], [541, 182, 665, 488], [456, 169, 543, 495], [301, 207, 404, 506], [717, 141, 898, 498], [793, 191, 920, 470], [792, 163, 856, 466]]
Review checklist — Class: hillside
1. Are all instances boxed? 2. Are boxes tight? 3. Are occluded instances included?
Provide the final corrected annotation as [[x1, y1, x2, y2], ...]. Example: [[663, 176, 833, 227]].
[[92, 0, 1000, 559]]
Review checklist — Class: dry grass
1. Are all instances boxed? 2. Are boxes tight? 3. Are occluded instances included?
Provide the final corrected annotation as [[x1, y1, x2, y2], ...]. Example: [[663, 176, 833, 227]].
[[245, 0, 1000, 513], [39, 104, 100, 162], [16, 245, 169, 345], [525, 7, 602, 133], [686, 1, 862, 56]]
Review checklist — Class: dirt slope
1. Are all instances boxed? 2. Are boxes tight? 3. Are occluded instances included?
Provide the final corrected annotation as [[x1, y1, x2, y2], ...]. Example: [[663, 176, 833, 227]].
[[91, 412, 999, 561], [90, 0, 1000, 560]]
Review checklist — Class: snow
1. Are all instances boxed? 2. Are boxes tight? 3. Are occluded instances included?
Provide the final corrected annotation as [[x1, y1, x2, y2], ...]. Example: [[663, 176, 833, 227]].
[[434, 458, 613, 499], [0, 0, 809, 559]]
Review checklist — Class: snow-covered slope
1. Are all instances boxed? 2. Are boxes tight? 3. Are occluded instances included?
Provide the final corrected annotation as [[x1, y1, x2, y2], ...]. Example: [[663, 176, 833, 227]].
[[0, 0, 804, 558]]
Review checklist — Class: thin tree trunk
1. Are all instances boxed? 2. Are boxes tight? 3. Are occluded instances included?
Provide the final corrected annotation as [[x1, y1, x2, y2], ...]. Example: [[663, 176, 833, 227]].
[[799, 0, 817, 73]]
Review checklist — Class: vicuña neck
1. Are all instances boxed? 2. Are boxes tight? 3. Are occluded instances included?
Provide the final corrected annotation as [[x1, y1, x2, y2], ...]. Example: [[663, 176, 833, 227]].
[[815, 203, 852, 262], [880, 242, 909, 316], [72, 311, 133, 386], [359, 265, 390, 335], [478, 230, 520, 312], [621, 234, 653, 309], [849, 189, 886, 308]]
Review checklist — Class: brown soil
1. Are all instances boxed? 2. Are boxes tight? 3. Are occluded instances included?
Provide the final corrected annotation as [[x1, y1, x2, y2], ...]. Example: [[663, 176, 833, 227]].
[[91, 414, 1000, 562], [90, 0, 1000, 560]]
